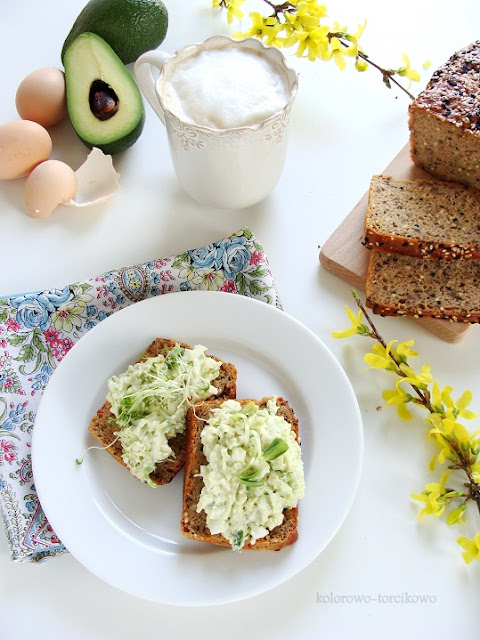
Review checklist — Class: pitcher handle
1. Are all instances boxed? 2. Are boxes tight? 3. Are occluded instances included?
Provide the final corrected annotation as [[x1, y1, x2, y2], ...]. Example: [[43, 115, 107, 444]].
[[134, 50, 170, 125]]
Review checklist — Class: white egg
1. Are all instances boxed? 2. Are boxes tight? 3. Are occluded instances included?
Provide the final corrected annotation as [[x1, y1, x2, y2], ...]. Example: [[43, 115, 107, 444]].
[[24, 160, 78, 219]]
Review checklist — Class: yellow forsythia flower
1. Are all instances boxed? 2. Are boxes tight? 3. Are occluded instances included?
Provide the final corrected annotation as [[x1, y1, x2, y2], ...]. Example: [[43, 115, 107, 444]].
[[213, 0, 245, 23], [454, 390, 478, 421], [236, 13, 283, 46], [364, 340, 398, 370], [398, 363, 432, 389], [382, 387, 412, 420], [355, 58, 368, 72], [227, 0, 246, 23], [397, 53, 421, 82], [446, 505, 467, 526], [332, 305, 368, 338], [411, 483, 447, 519], [457, 531, 480, 564], [394, 340, 418, 361]]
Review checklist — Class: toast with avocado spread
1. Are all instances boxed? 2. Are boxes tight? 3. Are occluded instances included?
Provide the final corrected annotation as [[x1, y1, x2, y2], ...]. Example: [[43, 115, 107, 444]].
[[181, 397, 304, 550], [88, 338, 237, 486]]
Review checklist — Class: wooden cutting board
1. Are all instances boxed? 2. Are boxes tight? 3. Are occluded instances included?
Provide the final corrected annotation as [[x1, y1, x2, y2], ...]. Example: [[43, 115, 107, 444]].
[[319, 143, 470, 343]]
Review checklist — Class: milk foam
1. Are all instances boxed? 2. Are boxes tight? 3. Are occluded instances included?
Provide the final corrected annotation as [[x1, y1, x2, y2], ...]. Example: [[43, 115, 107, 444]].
[[163, 45, 289, 129]]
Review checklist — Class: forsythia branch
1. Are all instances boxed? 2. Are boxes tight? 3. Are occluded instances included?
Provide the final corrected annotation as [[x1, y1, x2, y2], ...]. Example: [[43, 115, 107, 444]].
[[212, 0, 420, 100], [333, 290, 480, 564]]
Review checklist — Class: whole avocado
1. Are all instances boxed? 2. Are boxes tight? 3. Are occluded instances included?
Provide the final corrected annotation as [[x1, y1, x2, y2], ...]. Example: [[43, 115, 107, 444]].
[[61, 0, 168, 65]]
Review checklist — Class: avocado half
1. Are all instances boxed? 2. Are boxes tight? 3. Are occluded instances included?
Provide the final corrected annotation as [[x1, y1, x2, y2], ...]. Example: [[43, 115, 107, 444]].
[[61, 0, 168, 65], [64, 32, 145, 155]]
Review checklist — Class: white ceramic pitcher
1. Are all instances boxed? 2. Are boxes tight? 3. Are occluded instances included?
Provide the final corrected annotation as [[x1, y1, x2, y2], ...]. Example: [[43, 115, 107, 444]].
[[134, 36, 298, 209]]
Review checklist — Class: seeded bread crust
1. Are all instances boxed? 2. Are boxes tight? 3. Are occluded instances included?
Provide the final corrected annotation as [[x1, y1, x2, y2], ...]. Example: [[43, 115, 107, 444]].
[[181, 397, 300, 550], [88, 338, 237, 486], [408, 41, 480, 190], [365, 249, 480, 323], [364, 175, 480, 260]]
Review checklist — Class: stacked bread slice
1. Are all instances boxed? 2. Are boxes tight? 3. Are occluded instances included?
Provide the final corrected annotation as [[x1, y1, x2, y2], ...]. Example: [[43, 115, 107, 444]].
[[364, 41, 480, 323], [364, 175, 480, 322]]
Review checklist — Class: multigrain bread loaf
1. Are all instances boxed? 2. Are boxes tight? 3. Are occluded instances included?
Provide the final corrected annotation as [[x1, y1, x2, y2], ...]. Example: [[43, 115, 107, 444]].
[[88, 338, 237, 485], [365, 249, 480, 322], [409, 41, 480, 190], [181, 397, 300, 550], [364, 175, 480, 259]]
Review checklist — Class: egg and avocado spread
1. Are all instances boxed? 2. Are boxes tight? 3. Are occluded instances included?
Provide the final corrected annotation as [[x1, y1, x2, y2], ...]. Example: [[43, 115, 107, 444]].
[[106, 344, 221, 486], [197, 398, 305, 551]]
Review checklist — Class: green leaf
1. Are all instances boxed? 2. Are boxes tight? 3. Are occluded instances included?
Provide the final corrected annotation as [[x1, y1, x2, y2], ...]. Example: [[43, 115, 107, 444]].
[[0, 430, 20, 441], [248, 280, 268, 296], [15, 344, 35, 363], [242, 228, 253, 240], [0, 309, 8, 323], [253, 240, 264, 252], [32, 329, 46, 352], [172, 252, 190, 269], [236, 272, 248, 296], [7, 333, 29, 347], [248, 266, 267, 278]]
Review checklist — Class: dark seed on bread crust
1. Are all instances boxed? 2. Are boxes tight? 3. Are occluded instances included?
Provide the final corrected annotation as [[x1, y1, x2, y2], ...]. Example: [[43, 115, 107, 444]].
[[181, 397, 300, 550], [88, 338, 237, 486]]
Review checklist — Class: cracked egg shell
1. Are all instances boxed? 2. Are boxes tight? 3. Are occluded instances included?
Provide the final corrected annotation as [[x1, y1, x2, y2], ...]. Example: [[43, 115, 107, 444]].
[[68, 147, 120, 207], [25, 160, 77, 219]]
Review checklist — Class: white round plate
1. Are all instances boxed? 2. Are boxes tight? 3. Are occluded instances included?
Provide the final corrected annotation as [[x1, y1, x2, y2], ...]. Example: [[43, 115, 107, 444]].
[[32, 291, 363, 605]]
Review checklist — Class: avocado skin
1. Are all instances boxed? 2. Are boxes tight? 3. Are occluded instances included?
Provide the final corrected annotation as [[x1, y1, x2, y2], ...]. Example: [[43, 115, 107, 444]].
[[64, 33, 145, 155], [76, 110, 145, 155], [61, 0, 168, 65]]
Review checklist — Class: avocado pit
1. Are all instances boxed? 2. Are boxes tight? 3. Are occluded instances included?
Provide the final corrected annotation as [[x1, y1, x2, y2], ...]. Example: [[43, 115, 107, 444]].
[[89, 79, 119, 121]]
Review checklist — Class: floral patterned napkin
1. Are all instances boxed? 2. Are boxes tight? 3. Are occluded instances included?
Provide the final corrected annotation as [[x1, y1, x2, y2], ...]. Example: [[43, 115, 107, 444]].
[[0, 227, 281, 562]]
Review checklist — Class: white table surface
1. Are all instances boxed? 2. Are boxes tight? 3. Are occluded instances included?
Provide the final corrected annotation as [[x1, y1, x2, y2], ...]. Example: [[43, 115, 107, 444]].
[[2, 1, 480, 638]]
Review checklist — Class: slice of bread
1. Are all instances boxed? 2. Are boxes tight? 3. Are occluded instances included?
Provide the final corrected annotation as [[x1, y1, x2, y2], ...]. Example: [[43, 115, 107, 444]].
[[365, 249, 480, 322], [181, 397, 300, 550], [88, 338, 237, 485], [409, 41, 480, 190], [364, 175, 480, 259]]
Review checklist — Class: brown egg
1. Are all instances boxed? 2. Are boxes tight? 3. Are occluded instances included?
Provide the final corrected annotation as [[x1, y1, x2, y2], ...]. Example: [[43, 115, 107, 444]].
[[0, 120, 52, 179], [16, 67, 67, 128], [24, 160, 77, 219]]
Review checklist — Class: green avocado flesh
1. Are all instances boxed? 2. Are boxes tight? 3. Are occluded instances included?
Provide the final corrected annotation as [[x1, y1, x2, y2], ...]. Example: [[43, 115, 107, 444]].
[[61, 0, 168, 65], [64, 32, 145, 155]]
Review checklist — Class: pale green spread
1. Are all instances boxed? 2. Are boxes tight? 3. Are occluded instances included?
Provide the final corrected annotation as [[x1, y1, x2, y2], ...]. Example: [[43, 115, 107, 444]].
[[107, 344, 221, 487], [197, 398, 305, 551]]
